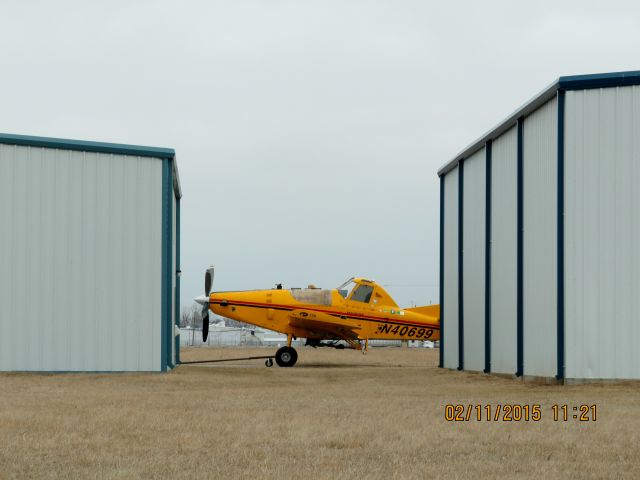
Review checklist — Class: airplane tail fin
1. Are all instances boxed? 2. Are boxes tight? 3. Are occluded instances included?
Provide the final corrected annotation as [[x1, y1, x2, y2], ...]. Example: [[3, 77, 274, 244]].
[[405, 304, 440, 320]]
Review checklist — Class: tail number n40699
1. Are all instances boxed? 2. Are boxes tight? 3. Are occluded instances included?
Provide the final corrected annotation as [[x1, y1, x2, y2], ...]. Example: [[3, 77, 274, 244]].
[[377, 324, 433, 339]]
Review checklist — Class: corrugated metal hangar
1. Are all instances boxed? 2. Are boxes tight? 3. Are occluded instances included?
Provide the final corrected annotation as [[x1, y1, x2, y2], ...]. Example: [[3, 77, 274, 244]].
[[438, 70, 640, 382], [0, 133, 181, 372]]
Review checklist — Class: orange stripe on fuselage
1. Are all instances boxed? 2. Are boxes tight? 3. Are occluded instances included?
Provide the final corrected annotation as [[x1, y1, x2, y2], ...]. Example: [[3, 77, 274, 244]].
[[211, 299, 440, 330]]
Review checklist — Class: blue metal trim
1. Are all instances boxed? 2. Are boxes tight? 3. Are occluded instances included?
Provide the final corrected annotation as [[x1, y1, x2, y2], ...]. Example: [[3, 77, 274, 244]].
[[171, 159, 183, 199], [0, 131, 182, 200], [167, 160, 175, 370], [559, 70, 640, 90], [175, 197, 181, 365], [161, 159, 168, 372], [516, 119, 524, 377], [458, 160, 464, 371], [556, 91, 565, 381], [439, 70, 640, 177], [0, 132, 175, 159], [439, 175, 445, 369], [161, 159, 173, 372], [484, 141, 492, 374]]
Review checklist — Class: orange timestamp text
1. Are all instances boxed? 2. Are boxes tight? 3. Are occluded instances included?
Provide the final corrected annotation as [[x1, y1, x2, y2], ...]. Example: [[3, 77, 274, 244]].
[[444, 404, 597, 422]]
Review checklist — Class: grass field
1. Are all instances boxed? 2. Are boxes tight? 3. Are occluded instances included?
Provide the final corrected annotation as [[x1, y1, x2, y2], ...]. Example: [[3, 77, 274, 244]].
[[1, 347, 639, 479]]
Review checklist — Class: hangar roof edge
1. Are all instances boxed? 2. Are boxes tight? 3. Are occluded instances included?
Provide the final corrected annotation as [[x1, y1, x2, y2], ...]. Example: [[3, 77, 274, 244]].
[[0, 132, 181, 198], [437, 69, 640, 177]]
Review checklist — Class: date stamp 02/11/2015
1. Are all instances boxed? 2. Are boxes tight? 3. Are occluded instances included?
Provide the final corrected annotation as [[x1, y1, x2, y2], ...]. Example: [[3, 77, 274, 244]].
[[444, 404, 597, 422]]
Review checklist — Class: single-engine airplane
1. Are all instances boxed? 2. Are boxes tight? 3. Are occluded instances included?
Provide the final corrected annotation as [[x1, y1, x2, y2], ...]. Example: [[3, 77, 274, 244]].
[[194, 267, 440, 367]]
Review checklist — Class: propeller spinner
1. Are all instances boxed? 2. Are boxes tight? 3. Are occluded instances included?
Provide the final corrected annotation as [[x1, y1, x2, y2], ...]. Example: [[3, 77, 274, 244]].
[[195, 266, 214, 342]]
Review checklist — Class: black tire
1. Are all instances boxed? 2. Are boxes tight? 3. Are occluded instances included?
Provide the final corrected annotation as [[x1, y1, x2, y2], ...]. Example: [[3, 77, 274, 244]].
[[275, 346, 298, 367]]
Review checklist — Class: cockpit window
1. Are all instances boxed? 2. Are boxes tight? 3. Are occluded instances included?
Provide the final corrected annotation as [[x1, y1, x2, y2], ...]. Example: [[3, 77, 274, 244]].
[[350, 284, 374, 303], [337, 278, 356, 298]]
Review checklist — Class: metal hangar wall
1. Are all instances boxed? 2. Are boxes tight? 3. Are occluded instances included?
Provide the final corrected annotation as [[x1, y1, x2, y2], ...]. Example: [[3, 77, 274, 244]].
[[438, 70, 640, 381], [0, 133, 181, 372]]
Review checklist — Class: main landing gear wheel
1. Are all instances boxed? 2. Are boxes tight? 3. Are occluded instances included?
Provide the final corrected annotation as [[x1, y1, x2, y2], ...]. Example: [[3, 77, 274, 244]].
[[275, 346, 298, 367]]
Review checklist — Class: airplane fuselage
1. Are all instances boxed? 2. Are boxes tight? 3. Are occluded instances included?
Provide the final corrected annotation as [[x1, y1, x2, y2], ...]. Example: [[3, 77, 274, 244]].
[[209, 287, 440, 342]]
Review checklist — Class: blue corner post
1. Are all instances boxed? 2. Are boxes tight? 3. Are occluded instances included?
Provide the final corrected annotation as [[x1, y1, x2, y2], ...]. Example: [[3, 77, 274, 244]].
[[484, 141, 492, 374], [439, 175, 445, 368], [175, 196, 181, 365], [556, 90, 565, 381], [516, 118, 524, 377], [161, 158, 174, 372]]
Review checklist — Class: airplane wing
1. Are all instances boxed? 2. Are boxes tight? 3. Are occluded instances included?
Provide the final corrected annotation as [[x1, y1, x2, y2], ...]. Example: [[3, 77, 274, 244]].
[[288, 309, 362, 339]]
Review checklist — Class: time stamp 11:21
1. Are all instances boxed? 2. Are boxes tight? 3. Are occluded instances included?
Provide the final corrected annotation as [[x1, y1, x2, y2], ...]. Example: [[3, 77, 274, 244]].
[[444, 404, 597, 422]]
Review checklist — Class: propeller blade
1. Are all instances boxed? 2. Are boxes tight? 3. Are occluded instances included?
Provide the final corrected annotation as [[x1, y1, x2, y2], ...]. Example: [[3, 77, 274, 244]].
[[205, 266, 214, 296], [201, 266, 214, 342], [202, 310, 209, 342]]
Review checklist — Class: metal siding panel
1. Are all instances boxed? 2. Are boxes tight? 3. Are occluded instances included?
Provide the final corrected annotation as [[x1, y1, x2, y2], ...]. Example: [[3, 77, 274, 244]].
[[523, 99, 558, 378], [142, 157, 163, 372], [120, 154, 137, 371], [67, 151, 86, 369], [81, 152, 98, 369], [97, 154, 112, 370], [490, 126, 518, 375], [40, 149, 56, 369], [12, 146, 30, 369], [109, 153, 126, 371], [0, 146, 11, 369], [134, 155, 157, 371], [462, 149, 485, 371], [175, 197, 181, 364], [614, 88, 637, 378], [443, 168, 459, 368], [52, 150, 69, 369], [0, 146, 162, 371], [565, 86, 640, 379]]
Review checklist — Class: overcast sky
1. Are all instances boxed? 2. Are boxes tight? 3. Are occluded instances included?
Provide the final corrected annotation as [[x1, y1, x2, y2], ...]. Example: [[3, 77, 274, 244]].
[[2, 1, 640, 308]]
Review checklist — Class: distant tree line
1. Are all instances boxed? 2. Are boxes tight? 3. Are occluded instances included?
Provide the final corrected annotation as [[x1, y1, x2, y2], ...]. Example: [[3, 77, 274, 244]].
[[180, 303, 202, 328], [180, 303, 252, 329]]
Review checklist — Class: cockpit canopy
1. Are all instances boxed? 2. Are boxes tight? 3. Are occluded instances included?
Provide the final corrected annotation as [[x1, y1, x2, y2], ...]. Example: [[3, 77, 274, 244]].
[[336, 277, 375, 303], [337, 278, 357, 298], [290, 277, 396, 307]]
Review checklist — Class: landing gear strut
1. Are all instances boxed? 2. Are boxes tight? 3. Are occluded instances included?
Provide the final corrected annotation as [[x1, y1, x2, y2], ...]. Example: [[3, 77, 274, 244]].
[[275, 346, 298, 367]]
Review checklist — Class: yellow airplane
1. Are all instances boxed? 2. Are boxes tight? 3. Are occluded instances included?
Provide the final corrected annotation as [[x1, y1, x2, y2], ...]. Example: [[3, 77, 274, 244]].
[[194, 267, 440, 367]]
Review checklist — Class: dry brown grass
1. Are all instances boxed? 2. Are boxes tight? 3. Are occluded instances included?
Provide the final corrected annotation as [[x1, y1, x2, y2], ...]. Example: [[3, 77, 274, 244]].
[[1, 347, 640, 479]]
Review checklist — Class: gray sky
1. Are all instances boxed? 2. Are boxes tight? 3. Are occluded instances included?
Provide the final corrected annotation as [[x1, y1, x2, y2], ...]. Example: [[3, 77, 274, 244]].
[[2, 0, 640, 308]]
